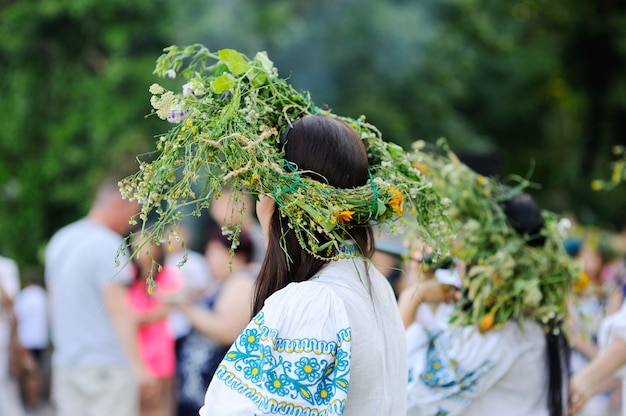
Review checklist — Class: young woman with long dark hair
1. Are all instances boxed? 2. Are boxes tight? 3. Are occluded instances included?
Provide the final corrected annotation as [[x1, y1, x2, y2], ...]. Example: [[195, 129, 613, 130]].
[[401, 193, 571, 416], [199, 114, 408, 415]]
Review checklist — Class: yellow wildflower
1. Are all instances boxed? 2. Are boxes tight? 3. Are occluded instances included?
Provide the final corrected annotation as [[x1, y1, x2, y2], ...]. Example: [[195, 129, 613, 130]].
[[591, 180, 602, 191], [612, 168, 621, 183], [479, 308, 497, 333], [387, 187, 404, 215], [333, 210, 355, 224], [573, 272, 590, 294]]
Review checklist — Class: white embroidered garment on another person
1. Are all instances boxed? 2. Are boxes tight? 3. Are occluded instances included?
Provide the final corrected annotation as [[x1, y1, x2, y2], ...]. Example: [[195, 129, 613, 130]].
[[406, 319, 548, 416]]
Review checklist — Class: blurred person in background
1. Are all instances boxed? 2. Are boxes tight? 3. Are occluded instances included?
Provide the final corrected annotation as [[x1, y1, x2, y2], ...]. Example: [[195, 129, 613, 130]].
[[403, 193, 571, 416], [1, 254, 27, 416], [568, 238, 622, 415], [173, 228, 258, 416], [14, 267, 49, 411], [398, 247, 461, 330], [209, 187, 266, 264], [45, 177, 156, 416], [570, 287, 626, 415], [129, 231, 184, 416], [163, 224, 214, 372]]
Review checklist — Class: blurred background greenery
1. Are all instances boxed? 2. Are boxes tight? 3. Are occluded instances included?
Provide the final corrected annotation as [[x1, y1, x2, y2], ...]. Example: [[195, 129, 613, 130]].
[[1, 0, 625, 270]]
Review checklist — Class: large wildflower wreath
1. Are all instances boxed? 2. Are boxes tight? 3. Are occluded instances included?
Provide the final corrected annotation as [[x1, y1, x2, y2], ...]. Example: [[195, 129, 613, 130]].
[[120, 45, 452, 263], [409, 140, 581, 334]]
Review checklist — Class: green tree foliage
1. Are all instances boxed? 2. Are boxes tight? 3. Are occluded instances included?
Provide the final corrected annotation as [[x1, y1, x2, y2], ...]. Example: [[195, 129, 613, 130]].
[[1, 0, 625, 269], [0, 0, 173, 266], [425, 0, 626, 229], [171, 0, 626, 228]]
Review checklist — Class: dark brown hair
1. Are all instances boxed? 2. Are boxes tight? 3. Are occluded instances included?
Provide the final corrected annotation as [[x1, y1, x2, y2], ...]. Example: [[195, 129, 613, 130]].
[[252, 115, 375, 315]]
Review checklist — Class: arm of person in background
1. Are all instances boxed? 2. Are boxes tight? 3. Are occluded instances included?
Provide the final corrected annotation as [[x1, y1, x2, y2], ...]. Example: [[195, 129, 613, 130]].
[[569, 337, 626, 415], [133, 302, 169, 324], [102, 283, 158, 400], [177, 273, 254, 346], [0, 284, 11, 308], [566, 309, 600, 361], [606, 285, 624, 316], [397, 279, 459, 329]]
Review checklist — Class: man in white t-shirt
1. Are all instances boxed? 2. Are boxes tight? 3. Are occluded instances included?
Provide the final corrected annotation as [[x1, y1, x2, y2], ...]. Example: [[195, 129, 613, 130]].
[[45, 178, 155, 416]]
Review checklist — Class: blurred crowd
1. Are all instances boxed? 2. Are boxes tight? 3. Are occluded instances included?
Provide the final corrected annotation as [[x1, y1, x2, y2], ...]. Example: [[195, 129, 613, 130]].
[[2, 176, 626, 416], [0, 181, 266, 416]]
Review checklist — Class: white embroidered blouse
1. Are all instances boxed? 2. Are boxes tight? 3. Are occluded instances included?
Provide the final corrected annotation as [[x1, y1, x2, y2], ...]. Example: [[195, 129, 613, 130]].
[[199, 257, 407, 415], [406, 319, 549, 416]]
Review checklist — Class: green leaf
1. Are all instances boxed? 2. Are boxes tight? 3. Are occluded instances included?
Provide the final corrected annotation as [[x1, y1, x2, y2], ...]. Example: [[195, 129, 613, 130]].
[[254, 51, 274, 73], [247, 68, 268, 88], [207, 62, 229, 77], [218, 49, 251, 75], [512, 279, 527, 296], [468, 275, 482, 300], [387, 142, 404, 159], [212, 73, 236, 94], [376, 199, 387, 216]]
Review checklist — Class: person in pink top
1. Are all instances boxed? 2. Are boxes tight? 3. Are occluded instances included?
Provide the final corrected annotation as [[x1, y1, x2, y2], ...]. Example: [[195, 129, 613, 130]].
[[129, 232, 184, 416]]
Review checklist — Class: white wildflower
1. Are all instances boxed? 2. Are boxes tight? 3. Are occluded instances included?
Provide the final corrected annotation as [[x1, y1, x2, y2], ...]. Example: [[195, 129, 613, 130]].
[[557, 217, 572, 234], [167, 104, 186, 124], [183, 80, 206, 97], [149, 83, 165, 95], [151, 91, 176, 120], [182, 83, 194, 97]]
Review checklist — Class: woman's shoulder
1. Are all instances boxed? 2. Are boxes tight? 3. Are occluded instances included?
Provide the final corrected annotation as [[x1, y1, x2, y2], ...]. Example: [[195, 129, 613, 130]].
[[268, 278, 342, 308], [201, 278, 353, 416], [261, 279, 350, 334]]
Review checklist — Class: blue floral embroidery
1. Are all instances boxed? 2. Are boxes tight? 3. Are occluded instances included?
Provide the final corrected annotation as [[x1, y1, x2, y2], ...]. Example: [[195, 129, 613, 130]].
[[215, 311, 351, 414], [243, 359, 264, 383], [333, 348, 349, 373], [240, 328, 261, 352], [266, 371, 290, 396], [295, 357, 322, 382], [315, 380, 336, 405], [420, 330, 494, 398]]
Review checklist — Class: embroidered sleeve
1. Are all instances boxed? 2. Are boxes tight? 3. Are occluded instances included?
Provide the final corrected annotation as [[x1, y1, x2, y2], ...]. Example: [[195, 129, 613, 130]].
[[200, 282, 352, 416]]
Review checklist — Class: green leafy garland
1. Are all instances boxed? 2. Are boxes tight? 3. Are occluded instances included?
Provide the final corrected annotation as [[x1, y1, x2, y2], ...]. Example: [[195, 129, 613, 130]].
[[119, 45, 452, 262], [410, 140, 581, 334]]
